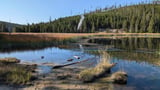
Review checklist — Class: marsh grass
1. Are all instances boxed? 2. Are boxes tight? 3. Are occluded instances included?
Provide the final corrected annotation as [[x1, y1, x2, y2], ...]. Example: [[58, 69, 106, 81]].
[[0, 34, 77, 52], [0, 63, 32, 85], [79, 51, 115, 82], [79, 50, 128, 84], [0, 58, 20, 63], [99, 71, 128, 84]]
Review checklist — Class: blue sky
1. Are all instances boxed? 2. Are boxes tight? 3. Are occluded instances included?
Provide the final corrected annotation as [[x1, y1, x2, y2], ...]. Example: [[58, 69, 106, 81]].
[[0, 0, 146, 24]]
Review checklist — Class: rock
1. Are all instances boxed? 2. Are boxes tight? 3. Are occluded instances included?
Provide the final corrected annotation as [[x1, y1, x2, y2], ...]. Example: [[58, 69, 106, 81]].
[[57, 74, 72, 80], [41, 56, 44, 59], [0, 57, 20, 63], [110, 71, 128, 84], [67, 59, 73, 62], [98, 71, 127, 84], [79, 63, 117, 82]]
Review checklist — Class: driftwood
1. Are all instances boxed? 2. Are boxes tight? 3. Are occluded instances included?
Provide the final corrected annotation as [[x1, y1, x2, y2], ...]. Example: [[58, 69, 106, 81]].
[[52, 57, 95, 69]]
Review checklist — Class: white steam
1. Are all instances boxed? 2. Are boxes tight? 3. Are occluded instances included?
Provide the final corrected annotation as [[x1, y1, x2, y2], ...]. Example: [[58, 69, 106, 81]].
[[77, 15, 85, 30]]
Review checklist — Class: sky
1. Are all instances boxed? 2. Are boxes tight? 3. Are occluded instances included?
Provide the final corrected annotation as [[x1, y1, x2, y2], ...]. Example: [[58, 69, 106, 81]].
[[0, 0, 147, 24]]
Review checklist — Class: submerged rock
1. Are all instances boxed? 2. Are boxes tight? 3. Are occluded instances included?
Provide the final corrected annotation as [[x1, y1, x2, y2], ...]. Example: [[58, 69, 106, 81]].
[[110, 71, 128, 84]]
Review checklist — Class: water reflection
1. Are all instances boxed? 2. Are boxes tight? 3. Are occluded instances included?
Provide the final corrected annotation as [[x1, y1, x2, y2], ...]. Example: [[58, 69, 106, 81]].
[[87, 37, 160, 89], [88, 37, 160, 65], [0, 36, 160, 89], [111, 58, 160, 90], [88, 37, 160, 51], [0, 37, 76, 53], [0, 47, 94, 64]]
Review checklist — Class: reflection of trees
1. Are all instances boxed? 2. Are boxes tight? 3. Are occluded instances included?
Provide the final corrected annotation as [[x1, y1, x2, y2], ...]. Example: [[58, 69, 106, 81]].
[[108, 51, 160, 66], [87, 50, 160, 66], [0, 38, 75, 53], [88, 38, 160, 51]]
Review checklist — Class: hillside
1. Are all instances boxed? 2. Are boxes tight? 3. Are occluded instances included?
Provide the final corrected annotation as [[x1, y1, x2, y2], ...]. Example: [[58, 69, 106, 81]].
[[1, 4, 160, 33], [0, 21, 21, 32]]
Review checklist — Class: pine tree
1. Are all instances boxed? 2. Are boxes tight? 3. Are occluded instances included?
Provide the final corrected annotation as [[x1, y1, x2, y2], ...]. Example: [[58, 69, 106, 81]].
[[91, 23, 95, 33], [147, 17, 154, 33], [135, 18, 140, 33], [129, 17, 135, 33], [122, 20, 127, 31]]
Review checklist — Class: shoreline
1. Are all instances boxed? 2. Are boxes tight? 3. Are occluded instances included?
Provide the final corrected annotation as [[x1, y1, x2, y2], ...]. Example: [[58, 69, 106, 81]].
[[1, 32, 160, 39]]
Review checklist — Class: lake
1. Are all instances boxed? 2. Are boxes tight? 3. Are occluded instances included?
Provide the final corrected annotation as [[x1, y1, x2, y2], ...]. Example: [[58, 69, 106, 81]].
[[0, 37, 160, 89]]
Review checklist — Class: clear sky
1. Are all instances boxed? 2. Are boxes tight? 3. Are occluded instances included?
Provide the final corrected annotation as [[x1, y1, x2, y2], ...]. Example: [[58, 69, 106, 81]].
[[0, 0, 146, 24]]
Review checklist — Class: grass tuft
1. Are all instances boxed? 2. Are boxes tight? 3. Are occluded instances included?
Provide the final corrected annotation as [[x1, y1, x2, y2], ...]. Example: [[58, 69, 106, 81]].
[[79, 51, 116, 82], [99, 71, 128, 84], [0, 63, 32, 85]]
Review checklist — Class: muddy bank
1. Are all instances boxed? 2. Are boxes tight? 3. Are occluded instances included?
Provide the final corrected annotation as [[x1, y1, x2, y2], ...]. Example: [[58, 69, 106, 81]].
[[0, 57, 128, 90]]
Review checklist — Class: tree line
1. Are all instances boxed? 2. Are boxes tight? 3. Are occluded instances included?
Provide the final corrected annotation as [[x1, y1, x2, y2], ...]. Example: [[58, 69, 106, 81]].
[[0, 4, 160, 33]]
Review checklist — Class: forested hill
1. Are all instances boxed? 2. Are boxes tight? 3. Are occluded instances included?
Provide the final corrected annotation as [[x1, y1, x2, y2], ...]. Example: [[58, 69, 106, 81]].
[[0, 21, 21, 32], [2, 4, 160, 33]]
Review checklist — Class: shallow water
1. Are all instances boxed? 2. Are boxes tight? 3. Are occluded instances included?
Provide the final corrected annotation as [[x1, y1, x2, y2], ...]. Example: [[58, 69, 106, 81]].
[[87, 37, 160, 89], [0, 47, 94, 64], [111, 58, 160, 90], [0, 37, 160, 89], [0, 46, 96, 75]]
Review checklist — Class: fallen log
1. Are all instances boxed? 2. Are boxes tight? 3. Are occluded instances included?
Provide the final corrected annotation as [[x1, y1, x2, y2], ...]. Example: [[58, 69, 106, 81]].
[[52, 57, 95, 69]]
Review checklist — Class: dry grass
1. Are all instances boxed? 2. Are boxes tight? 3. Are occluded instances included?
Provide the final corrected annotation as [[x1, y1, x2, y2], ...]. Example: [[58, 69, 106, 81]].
[[78, 51, 127, 84], [0, 33, 92, 42], [0, 58, 36, 85], [99, 71, 128, 84], [1, 32, 160, 42], [0, 63, 32, 85], [79, 51, 116, 82], [0, 58, 20, 63], [0, 34, 57, 43]]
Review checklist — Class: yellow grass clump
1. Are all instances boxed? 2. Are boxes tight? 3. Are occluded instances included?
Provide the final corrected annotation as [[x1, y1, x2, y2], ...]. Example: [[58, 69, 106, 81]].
[[79, 51, 116, 82], [0, 63, 32, 85]]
